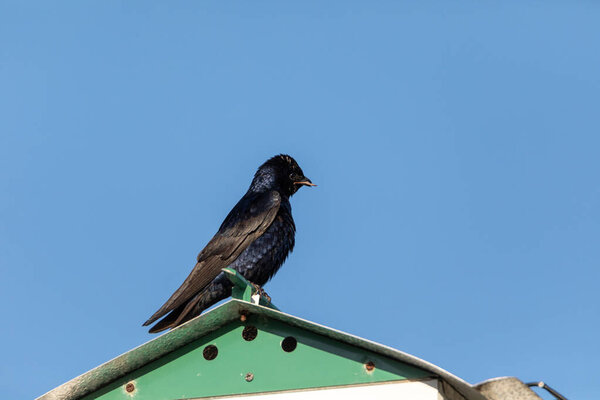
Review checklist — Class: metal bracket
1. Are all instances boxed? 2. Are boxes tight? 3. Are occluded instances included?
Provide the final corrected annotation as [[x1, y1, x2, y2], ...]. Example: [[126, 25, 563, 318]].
[[526, 381, 567, 400], [222, 268, 279, 310]]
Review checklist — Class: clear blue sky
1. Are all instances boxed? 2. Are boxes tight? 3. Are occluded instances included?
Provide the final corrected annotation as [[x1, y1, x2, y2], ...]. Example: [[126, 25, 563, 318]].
[[1, 2, 599, 399]]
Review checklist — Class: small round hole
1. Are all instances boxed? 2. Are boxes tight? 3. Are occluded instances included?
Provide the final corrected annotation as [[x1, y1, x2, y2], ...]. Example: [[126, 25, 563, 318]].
[[281, 336, 297, 352], [242, 326, 258, 341], [203, 344, 218, 360]]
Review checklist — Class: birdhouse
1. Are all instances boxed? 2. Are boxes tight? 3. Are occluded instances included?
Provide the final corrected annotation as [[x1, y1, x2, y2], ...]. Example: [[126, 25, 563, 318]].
[[37, 269, 549, 400]]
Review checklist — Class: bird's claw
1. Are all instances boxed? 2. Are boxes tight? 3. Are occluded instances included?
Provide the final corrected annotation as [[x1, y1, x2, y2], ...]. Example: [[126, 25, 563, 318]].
[[250, 283, 272, 303], [261, 290, 272, 303]]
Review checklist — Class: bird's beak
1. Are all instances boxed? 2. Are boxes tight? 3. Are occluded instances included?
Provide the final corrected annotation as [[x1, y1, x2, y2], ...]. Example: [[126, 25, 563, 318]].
[[294, 178, 317, 187]]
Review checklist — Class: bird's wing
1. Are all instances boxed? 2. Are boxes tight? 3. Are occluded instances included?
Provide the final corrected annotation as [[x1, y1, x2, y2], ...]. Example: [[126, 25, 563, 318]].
[[143, 190, 281, 327]]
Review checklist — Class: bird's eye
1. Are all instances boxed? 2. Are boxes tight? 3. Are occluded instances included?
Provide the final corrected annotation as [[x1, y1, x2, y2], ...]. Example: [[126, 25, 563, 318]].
[[289, 173, 295, 179]]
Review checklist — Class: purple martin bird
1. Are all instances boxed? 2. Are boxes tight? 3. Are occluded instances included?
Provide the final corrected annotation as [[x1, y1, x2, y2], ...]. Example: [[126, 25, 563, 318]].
[[143, 154, 315, 333]]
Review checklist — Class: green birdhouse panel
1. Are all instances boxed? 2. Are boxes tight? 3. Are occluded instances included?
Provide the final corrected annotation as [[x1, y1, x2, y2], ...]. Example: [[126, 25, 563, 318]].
[[83, 315, 429, 400]]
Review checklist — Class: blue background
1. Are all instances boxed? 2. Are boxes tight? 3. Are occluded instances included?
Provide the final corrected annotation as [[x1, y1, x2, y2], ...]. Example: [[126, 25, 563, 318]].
[[1, 2, 598, 399]]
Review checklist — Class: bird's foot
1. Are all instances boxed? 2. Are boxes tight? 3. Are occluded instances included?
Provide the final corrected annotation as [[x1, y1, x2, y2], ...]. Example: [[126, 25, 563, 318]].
[[250, 283, 272, 303], [261, 290, 272, 303]]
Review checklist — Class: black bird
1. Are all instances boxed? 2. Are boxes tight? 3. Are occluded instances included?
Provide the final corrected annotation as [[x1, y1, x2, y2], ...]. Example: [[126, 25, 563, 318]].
[[143, 154, 315, 333]]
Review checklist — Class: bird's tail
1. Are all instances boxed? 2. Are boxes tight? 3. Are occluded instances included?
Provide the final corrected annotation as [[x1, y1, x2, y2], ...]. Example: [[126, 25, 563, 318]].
[[147, 279, 232, 333], [148, 303, 188, 333]]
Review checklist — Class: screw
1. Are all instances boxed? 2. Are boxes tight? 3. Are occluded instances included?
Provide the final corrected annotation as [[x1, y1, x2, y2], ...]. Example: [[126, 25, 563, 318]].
[[125, 382, 135, 393], [245, 372, 254, 382], [365, 361, 375, 372], [240, 311, 248, 322]]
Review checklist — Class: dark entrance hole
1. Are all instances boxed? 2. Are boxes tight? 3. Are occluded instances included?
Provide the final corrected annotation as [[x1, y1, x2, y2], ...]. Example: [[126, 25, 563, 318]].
[[203, 344, 218, 360], [281, 336, 297, 352], [242, 326, 258, 341]]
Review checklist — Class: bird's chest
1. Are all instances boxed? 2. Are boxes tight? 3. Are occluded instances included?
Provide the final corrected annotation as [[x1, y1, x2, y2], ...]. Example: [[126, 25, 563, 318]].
[[231, 206, 295, 284]]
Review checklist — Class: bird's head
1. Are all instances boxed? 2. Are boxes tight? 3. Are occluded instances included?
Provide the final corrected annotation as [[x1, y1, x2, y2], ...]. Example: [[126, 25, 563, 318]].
[[251, 154, 315, 196]]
